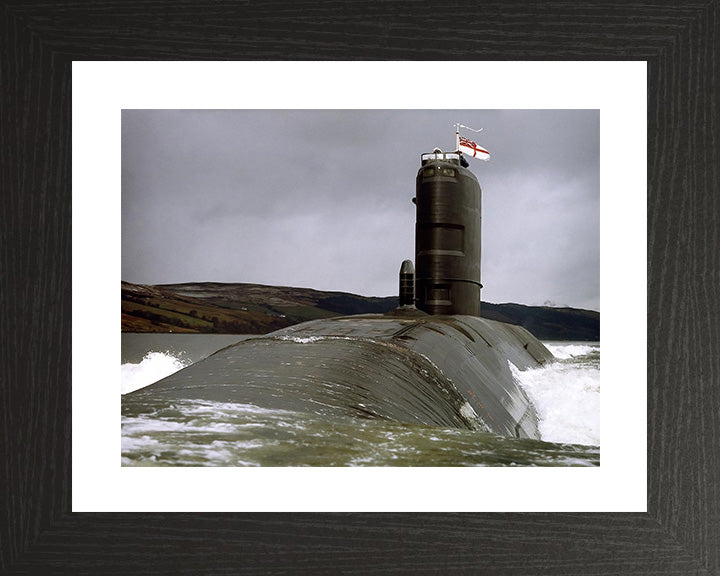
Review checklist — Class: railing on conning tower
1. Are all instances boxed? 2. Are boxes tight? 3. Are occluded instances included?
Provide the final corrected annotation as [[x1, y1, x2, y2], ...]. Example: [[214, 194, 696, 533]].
[[420, 151, 462, 164]]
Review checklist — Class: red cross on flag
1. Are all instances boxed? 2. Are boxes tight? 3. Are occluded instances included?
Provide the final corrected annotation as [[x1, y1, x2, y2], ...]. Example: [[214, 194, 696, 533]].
[[458, 135, 490, 161]]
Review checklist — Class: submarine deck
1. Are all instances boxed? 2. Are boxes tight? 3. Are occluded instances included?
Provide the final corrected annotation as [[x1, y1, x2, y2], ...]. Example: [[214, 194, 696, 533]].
[[123, 313, 554, 439]]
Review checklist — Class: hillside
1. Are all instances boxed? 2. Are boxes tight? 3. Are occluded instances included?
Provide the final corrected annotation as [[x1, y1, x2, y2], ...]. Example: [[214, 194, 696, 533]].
[[480, 302, 600, 341], [121, 281, 599, 341]]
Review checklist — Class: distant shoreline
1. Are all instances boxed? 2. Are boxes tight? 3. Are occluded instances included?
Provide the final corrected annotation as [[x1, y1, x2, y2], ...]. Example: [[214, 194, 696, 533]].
[[121, 281, 600, 341]]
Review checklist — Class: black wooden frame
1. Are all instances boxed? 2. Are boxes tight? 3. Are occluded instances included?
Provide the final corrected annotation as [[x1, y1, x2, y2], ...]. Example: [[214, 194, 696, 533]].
[[2, 2, 718, 574]]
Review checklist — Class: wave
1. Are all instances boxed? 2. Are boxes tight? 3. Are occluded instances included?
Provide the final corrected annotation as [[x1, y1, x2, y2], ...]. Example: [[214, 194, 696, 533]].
[[121, 351, 189, 395], [122, 398, 599, 467], [544, 342, 599, 360], [510, 359, 600, 446]]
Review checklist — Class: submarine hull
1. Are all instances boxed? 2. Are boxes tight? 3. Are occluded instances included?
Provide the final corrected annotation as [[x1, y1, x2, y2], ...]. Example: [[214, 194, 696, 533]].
[[123, 314, 554, 439]]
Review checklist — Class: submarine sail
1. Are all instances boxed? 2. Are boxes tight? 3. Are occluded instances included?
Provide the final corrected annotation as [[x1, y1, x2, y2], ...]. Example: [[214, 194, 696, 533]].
[[415, 150, 482, 316]]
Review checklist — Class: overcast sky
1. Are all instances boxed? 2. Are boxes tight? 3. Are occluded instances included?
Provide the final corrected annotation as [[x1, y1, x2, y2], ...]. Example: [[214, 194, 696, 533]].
[[122, 109, 599, 311]]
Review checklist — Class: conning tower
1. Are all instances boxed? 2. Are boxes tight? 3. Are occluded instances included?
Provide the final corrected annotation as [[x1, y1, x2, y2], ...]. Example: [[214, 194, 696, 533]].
[[414, 149, 482, 316]]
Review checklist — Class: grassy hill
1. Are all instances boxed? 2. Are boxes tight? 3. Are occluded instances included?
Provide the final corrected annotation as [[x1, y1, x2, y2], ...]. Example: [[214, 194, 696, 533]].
[[121, 281, 599, 341]]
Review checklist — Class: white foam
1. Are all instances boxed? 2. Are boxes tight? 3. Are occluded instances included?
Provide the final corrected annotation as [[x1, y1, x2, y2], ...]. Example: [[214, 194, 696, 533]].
[[510, 359, 600, 446], [279, 335, 324, 344], [544, 343, 598, 360], [121, 418, 186, 434], [120, 434, 159, 452], [121, 351, 189, 394]]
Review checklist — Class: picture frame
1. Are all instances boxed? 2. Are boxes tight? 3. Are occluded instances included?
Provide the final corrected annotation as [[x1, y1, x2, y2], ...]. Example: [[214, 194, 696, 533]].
[[2, 1, 718, 573]]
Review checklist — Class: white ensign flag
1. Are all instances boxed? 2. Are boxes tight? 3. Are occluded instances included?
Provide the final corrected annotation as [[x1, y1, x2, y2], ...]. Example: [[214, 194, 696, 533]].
[[458, 135, 490, 161]]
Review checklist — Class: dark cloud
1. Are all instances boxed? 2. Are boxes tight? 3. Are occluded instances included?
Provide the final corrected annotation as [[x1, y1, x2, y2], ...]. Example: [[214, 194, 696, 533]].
[[122, 109, 599, 310]]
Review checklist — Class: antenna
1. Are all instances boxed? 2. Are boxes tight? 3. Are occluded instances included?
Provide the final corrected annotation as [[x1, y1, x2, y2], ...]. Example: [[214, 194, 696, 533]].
[[456, 124, 484, 132]]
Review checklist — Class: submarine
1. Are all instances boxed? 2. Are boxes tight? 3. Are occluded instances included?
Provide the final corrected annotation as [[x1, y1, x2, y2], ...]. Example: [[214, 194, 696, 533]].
[[123, 136, 555, 440]]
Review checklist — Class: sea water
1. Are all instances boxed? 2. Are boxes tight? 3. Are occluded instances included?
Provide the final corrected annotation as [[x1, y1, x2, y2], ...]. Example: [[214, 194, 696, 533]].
[[120, 334, 600, 466]]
